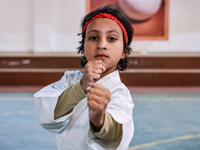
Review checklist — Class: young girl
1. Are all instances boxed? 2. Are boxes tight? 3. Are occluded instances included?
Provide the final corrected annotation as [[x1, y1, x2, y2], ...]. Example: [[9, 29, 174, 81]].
[[34, 5, 134, 150]]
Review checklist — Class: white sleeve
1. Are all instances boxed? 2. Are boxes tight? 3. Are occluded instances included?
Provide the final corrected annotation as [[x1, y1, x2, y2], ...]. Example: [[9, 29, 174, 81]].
[[107, 88, 134, 150], [33, 70, 83, 133]]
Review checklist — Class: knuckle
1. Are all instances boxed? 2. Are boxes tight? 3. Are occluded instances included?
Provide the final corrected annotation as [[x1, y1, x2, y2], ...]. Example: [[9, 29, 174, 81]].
[[99, 105, 104, 110], [88, 94, 93, 100], [96, 74, 100, 79], [89, 88, 94, 93], [87, 101, 92, 107]]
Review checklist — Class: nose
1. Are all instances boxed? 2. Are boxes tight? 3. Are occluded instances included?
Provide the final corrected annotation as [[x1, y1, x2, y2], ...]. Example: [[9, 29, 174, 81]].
[[97, 38, 107, 50]]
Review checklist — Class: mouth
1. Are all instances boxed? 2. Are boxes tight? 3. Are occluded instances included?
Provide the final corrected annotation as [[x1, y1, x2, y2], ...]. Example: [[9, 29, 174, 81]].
[[95, 54, 108, 59]]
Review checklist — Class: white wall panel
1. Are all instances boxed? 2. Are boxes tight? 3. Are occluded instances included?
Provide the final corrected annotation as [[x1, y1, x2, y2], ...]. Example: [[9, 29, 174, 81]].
[[0, 0, 199, 54]]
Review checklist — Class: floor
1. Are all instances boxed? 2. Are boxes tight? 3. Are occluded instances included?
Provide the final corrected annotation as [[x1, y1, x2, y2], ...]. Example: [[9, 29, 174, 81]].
[[0, 90, 200, 150], [129, 92, 200, 150]]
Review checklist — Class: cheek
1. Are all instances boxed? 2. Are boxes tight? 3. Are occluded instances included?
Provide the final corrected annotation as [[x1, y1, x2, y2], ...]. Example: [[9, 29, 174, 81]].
[[114, 45, 125, 60], [110, 51, 124, 64], [83, 43, 93, 61]]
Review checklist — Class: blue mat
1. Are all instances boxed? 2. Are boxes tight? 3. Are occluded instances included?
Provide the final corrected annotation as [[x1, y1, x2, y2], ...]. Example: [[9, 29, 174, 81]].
[[0, 92, 200, 150]]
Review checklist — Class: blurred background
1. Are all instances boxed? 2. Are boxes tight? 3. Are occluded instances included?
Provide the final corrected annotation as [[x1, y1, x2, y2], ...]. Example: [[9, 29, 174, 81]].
[[0, 0, 199, 88], [0, 0, 200, 150]]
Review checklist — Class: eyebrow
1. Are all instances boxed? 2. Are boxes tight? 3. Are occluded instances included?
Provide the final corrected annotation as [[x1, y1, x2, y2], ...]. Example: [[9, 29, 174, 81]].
[[86, 30, 99, 34], [86, 29, 120, 35], [107, 30, 120, 35]]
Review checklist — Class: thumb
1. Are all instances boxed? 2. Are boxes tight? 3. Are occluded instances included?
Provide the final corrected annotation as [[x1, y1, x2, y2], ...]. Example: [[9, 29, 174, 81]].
[[102, 65, 106, 72]]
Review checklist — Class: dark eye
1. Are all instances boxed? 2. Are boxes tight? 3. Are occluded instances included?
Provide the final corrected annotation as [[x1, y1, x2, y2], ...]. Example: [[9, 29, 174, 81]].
[[108, 37, 117, 42], [89, 36, 98, 41]]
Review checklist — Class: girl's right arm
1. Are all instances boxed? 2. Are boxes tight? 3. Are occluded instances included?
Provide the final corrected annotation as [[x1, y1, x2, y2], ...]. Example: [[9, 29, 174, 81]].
[[54, 81, 87, 119], [34, 71, 83, 133]]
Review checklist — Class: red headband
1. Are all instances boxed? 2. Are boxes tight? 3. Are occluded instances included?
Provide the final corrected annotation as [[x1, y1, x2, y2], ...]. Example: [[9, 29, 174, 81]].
[[82, 13, 128, 44]]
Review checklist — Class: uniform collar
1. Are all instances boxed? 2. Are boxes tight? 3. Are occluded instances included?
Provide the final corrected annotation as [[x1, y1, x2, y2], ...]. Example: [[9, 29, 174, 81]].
[[96, 70, 121, 91]]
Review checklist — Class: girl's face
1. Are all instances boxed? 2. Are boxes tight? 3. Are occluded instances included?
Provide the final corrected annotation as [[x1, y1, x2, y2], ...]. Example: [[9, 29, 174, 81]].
[[84, 18, 126, 77]]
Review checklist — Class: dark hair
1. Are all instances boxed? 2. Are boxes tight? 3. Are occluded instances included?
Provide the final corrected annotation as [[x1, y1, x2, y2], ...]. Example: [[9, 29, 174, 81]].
[[77, 5, 134, 71]]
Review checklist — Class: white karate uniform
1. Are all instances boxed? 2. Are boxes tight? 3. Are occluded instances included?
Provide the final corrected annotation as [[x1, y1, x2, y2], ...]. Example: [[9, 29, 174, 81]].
[[34, 70, 134, 150]]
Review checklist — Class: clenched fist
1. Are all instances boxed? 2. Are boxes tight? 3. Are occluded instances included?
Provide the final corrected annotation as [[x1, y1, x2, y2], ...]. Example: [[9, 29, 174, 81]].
[[86, 83, 111, 131], [81, 60, 106, 93]]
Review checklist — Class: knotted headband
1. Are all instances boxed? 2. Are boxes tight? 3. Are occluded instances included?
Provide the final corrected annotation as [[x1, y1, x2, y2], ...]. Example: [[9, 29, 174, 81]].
[[82, 13, 128, 44]]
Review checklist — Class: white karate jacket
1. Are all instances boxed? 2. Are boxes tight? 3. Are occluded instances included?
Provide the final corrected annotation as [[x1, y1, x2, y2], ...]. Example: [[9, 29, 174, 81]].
[[34, 70, 134, 150]]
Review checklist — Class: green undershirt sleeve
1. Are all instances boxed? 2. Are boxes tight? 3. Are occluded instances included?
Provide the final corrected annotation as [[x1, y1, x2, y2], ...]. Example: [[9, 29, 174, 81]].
[[54, 81, 87, 119], [90, 111, 123, 142]]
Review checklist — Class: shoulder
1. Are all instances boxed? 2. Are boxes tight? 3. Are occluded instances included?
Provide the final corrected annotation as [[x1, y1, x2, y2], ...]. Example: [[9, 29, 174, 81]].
[[34, 70, 83, 97]]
